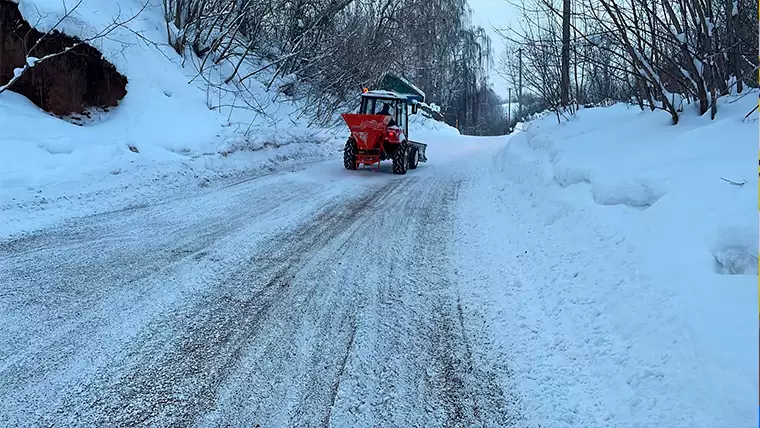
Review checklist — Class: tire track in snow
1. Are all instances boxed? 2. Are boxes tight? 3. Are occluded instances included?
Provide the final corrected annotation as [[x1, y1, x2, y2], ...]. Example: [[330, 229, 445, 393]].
[[4, 149, 525, 427], [1, 174, 382, 427], [410, 176, 516, 427], [322, 172, 520, 428], [0, 178, 319, 411], [237, 183, 408, 428], [50, 180, 402, 427], [322, 316, 358, 428], [408, 174, 519, 428]]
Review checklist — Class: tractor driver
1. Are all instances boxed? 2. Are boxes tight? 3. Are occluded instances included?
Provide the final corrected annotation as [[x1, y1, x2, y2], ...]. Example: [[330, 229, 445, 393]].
[[378, 102, 397, 126]]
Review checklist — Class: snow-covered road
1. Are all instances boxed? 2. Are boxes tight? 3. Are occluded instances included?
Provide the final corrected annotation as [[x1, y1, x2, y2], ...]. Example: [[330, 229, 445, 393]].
[[0, 136, 523, 427], [2, 116, 755, 427]]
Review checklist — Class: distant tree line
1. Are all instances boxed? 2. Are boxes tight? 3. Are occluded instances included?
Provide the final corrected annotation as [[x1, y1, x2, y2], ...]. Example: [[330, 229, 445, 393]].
[[498, 0, 758, 124], [162, 0, 508, 134]]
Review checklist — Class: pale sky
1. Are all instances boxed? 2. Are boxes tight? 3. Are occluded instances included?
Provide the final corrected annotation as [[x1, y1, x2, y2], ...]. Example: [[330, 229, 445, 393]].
[[467, 0, 519, 99]]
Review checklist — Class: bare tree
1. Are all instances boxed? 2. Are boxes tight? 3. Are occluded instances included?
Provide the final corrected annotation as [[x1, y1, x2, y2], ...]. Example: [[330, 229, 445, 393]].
[[148, 0, 508, 132], [498, 0, 757, 124]]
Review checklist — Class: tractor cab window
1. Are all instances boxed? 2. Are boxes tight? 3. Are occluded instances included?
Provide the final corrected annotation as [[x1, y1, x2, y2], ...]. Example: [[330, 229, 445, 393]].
[[359, 97, 406, 133], [399, 102, 409, 135], [360, 97, 395, 115], [377, 102, 394, 116], [360, 97, 376, 115]]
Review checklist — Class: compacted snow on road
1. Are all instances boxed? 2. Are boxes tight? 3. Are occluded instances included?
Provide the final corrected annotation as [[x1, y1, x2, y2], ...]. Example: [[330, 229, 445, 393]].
[[1, 99, 756, 427], [0, 133, 522, 427]]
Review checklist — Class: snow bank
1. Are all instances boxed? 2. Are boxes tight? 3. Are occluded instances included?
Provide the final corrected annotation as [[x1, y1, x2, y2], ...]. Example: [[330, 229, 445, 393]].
[[456, 93, 758, 427], [0, 83, 344, 238], [7, 0, 346, 154], [11, 0, 226, 149], [0, 105, 341, 238], [410, 112, 460, 138], [529, 97, 758, 278]]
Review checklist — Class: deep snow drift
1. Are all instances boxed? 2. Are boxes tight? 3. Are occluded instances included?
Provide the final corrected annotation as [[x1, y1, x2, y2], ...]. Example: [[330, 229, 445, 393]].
[[455, 93, 758, 427]]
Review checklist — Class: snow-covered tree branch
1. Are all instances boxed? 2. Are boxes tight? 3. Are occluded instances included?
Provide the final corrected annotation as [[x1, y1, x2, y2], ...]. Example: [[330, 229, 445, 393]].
[[160, 0, 507, 134]]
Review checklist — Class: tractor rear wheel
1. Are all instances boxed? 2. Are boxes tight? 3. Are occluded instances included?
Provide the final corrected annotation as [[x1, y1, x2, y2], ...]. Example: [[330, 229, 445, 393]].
[[408, 147, 419, 169], [344, 138, 357, 170], [392, 141, 408, 175]]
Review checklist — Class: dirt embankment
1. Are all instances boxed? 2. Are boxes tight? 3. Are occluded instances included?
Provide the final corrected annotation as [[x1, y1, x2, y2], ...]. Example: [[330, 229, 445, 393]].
[[0, 0, 127, 117]]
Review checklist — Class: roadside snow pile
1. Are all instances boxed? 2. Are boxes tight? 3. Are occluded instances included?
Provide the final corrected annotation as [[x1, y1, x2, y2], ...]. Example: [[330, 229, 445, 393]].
[[533, 96, 758, 277], [455, 93, 758, 428], [409, 111, 460, 138], [0, 88, 341, 238]]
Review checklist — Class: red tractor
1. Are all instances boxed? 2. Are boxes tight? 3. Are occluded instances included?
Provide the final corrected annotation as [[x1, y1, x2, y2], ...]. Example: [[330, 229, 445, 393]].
[[341, 90, 428, 174]]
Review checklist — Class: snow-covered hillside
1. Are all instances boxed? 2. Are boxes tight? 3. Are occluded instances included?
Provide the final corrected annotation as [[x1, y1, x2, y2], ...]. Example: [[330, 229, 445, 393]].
[[456, 92, 758, 427], [0, 0, 458, 238]]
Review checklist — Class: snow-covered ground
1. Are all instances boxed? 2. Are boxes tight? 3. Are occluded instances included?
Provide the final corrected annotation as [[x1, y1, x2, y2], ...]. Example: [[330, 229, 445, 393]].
[[0, 0, 465, 239], [456, 93, 758, 427], [2, 1, 757, 425], [1, 91, 755, 426], [1, 0, 349, 238]]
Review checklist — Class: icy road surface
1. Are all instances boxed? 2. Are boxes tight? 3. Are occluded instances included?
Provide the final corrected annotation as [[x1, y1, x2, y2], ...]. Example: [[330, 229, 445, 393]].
[[3, 125, 752, 428], [0, 136, 524, 427]]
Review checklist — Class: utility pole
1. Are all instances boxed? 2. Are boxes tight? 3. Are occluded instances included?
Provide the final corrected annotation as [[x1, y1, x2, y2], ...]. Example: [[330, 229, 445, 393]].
[[561, 0, 571, 107], [518, 48, 522, 119], [507, 87, 511, 131]]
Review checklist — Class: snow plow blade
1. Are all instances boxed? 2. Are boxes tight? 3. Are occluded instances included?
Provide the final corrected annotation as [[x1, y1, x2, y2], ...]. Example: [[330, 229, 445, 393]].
[[410, 140, 428, 162]]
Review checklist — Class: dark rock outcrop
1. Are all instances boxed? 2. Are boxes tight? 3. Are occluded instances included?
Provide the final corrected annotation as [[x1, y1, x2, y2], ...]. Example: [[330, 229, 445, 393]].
[[0, 0, 127, 117]]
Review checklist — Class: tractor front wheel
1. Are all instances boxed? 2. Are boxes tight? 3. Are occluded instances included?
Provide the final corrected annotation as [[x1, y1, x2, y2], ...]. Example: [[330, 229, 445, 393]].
[[392, 141, 408, 175], [408, 146, 419, 169], [344, 138, 357, 170]]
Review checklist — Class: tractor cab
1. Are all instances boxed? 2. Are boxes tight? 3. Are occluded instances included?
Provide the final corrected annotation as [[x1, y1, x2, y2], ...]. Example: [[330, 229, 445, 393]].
[[358, 90, 420, 137]]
